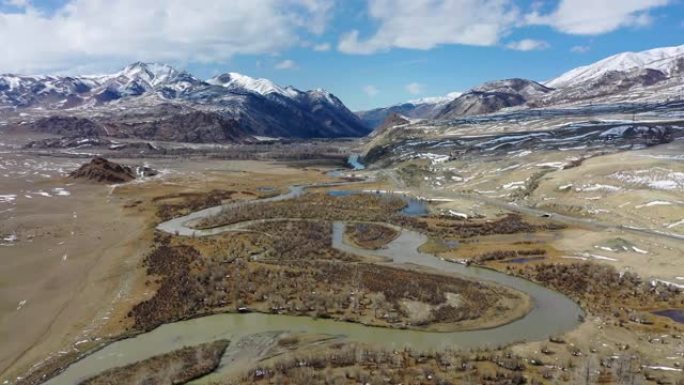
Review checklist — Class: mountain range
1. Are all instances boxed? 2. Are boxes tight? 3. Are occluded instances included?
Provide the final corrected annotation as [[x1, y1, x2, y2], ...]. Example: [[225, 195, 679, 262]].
[[0, 62, 370, 141], [358, 44, 684, 129], [2, 44, 683, 142]]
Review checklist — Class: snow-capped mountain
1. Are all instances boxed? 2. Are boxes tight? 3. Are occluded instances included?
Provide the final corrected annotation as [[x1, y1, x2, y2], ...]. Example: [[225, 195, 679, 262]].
[[356, 91, 461, 129], [0, 63, 369, 140], [547, 45, 684, 89], [407, 91, 463, 106], [364, 44, 684, 125], [533, 45, 684, 107], [207, 72, 300, 98]]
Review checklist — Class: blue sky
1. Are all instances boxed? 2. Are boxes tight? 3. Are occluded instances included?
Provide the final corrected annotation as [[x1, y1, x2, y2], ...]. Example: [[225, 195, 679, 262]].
[[1, 0, 683, 110]]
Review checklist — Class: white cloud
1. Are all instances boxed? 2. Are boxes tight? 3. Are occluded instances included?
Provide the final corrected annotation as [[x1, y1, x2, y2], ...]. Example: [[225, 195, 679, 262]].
[[525, 0, 670, 35], [405, 82, 424, 95], [313, 42, 331, 52], [4, 0, 30, 8], [363, 85, 379, 96], [505, 39, 549, 51], [275, 59, 297, 70], [570, 45, 590, 53], [338, 0, 519, 54], [0, 0, 333, 73]]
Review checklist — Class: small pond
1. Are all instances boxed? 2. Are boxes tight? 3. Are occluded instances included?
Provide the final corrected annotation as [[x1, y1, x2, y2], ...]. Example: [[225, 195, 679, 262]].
[[652, 309, 684, 323]]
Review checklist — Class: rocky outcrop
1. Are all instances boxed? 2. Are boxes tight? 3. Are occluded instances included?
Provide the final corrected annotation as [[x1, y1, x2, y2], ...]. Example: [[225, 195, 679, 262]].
[[69, 157, 157, 183]]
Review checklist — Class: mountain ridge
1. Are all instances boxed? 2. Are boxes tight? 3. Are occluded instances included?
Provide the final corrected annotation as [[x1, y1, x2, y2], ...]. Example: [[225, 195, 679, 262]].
[[0, 62, 370, 141], [359, 44, 684, 128]]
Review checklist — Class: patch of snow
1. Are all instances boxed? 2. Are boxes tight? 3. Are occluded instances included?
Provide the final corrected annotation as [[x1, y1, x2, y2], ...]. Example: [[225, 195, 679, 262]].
[[644, 365, 682, 372], [653, 279, 684, 289], [610, 168, 684, 190], [447, 210, 468, 219], [415, 153, 450, 164], [536, 162, 566, 169], [582, 252, 618, 261], [0, 194, 16, 204], [513, 150, 532, 158], [53, 188, 71, 196], [576, 184, 621, 193], [502, 181, 526, 190], [635, 200, 672, 209], [666, 219, 684, 229]]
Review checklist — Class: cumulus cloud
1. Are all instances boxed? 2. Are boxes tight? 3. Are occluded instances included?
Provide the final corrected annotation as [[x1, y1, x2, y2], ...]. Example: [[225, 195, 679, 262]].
[[313, 43, 331, 52], [363, 85, 379, 96], [338, 0, 519, 54], [0, 0, 333, 73], [505, 39, 549, 51], [275, 59, 297, 70], [4, 0, 30, 8], [405, 82, 424, 95], [337, 0, 671, 55], [525, 0, 670, 35]]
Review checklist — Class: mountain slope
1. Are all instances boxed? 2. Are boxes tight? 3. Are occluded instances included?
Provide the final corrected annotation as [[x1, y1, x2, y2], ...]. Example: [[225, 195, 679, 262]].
[[435, 79, 553, 119], [0, 63, 369, 141], [539, 44, 684, 106], [547, 45, 684, 88], [356, 91, 460, 129]]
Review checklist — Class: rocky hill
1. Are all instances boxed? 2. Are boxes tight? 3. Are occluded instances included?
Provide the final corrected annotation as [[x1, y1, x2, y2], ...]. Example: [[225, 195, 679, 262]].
[[435, 79, 553, 119], [69, 157, 157, 184]]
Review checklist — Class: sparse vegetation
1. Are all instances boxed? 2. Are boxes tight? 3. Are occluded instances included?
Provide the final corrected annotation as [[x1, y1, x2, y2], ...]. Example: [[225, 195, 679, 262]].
[[509, 262, 683, 318], [127, 220, 527, 332], [344, 223, 399, 249], [79, 340, 229, 385], [195, 192, 406, 229]]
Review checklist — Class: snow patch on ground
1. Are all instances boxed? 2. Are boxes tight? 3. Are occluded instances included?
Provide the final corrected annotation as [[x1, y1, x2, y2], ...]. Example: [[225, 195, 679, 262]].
[[53, 187, 71, 196], [415, 153, 450, 164], [1, 233, 17, 246], [610, 168, 684, 190], [644, 365, 682, 372], [0, 194, 17, 204], [666, 219, 684, 229], [536, 162, 566, 169], [502, 181, 526, 190], [653, 279, 684, 289], [635, 200, 672, 208], [581, 252, 618, 261], [576, 184, 621, 193], [446, 210, 469, 219]]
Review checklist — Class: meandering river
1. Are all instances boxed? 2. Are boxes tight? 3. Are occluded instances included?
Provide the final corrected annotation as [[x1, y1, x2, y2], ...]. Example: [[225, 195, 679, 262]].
[[44, 173, 583, 385]]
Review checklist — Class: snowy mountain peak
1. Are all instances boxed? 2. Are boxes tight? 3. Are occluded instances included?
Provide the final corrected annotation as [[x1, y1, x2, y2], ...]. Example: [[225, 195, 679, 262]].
[[208, 72, 300, 98], [114, 62, 195, 87], [547, 44, 684, 88], [407, 91, 462, 106]]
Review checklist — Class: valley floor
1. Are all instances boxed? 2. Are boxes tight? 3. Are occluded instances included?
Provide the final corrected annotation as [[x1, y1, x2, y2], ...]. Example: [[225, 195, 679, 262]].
[[0, 134, 682, 385]]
